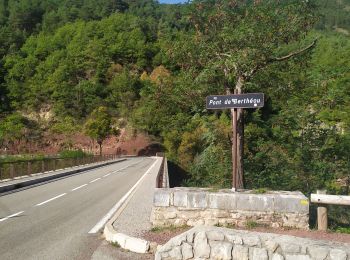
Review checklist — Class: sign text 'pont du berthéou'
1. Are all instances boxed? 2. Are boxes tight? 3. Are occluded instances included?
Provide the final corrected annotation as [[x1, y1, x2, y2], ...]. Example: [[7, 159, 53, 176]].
[[206, 93, 264, 109]]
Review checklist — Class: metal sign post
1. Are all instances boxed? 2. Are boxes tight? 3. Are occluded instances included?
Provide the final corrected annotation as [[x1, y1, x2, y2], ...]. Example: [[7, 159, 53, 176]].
[[206, 93, 265, 191]]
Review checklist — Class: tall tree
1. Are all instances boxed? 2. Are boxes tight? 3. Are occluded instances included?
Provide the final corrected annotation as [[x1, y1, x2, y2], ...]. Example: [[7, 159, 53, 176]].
[[174, 0, 318, 188], [84, 106, 113, 155]]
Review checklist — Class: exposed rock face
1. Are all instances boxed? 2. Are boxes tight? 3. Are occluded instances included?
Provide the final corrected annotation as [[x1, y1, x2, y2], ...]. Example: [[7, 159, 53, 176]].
[[155, 226, 350, 260]]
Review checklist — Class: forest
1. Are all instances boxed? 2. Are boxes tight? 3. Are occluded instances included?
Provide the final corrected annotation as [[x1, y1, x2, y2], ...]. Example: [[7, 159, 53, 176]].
[[0, 0, 349, 213]]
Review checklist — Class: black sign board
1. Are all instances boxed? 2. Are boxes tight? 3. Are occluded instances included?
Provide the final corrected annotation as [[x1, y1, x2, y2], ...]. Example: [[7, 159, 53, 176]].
[[206, 93, 264, 109]]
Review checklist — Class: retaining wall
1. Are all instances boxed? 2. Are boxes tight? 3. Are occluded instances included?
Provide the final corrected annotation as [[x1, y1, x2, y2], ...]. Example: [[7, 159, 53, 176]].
[[151, 188, 309, 229], [156, 226, 349, 260]]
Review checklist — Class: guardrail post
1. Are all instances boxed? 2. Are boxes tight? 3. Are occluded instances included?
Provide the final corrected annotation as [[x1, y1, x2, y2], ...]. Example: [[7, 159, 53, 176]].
[[52, 159, 56, 171], [317, 189, 328, 231], [41, 160, 45, 173], [10, 164, 15, 179], [27, 161, 32, 175]]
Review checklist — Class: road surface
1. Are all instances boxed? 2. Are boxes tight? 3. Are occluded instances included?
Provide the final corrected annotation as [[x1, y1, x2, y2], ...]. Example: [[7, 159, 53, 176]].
[[0, 157, 156, 260]]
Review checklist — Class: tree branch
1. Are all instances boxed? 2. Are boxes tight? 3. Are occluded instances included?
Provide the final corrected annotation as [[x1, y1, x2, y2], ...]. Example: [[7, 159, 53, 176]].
[[244, 38, 318, 80], [271, 38, 318, 62]]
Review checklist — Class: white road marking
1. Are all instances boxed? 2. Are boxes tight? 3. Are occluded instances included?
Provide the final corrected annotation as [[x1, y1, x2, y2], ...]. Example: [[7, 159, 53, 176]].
[[88, 158, 159, 234], [103, 173, 111, 178], [35, 193, 67, 206], [90, 178, 101, 183], [71, 184, 88, 191], [0, 211, 24, 222]]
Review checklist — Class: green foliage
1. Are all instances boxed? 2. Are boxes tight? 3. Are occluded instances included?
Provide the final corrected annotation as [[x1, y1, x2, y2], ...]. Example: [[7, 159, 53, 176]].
[[0, 2, 348, 234], [58, 149, 91, 159], [84, 106, 113, 155]]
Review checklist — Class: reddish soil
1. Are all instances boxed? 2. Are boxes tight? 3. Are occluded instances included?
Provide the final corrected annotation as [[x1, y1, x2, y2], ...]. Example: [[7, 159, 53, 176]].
[[142, 226, 350, 245], [1, 128, 159, 156]]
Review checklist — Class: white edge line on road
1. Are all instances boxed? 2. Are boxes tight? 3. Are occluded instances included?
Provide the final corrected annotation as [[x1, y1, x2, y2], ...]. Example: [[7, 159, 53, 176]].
[[71, 184, 88, 191], [0, 211, 24, 222], [90, 178, 101, 183], [103, 173, 111, 178], [88, 158, 159, 234], [35, 193, 67, 206]]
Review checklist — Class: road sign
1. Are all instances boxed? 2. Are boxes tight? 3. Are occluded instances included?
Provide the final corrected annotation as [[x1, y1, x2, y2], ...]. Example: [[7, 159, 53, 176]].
[[206, 93, 264, 109]]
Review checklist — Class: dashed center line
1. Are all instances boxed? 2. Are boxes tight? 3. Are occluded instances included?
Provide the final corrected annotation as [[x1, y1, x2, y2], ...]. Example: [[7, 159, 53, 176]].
[[90, 178, 101, 183], [71, 184, 88, 191], [36, 193, 67, 206], [0, 159, 148, 223], [0, 211, 24, 222]]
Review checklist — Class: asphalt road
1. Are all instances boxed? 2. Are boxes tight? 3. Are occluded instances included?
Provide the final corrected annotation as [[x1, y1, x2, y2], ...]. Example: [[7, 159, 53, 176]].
[[0, 157, 156, 260]]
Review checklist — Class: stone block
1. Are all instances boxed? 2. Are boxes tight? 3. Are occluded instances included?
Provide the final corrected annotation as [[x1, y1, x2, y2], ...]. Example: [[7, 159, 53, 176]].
[[225, 233, 243, 245], [272, 253, 285, 260], [204, 218, 219, 226], [187, 219, 205, 226], [236, 194, 274, 212], [194, 231, 210, 258], [280, 243, 300, 254], [285, 255, 310, 260], [206, 230, 225, 241], [250, 247, 268, 260], [329, 249, 347, 260], [186, 232, 194, 243], [232, 245, 249, 260], [174, 191, 188, 207], [168, 246, 182, 260], [264, 240, 278, 253], [124, 237, 150, 254], [243, 235, 261, 247], [208, 193, 237, 210], [163, 211, 177, 219], [188, 191, 207, 208], [182, 243, 193, 260], [307, 246, 329, 260], [274, 194, 309, 214], [209, 241, 233, 260], [154, 190, 171, 207]]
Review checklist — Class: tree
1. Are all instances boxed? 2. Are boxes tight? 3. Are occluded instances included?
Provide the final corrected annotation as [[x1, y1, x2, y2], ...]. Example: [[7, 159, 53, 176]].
[[84, 106, 113, 155], [0, 113, 26, 153], [174, 0, 318, 188]]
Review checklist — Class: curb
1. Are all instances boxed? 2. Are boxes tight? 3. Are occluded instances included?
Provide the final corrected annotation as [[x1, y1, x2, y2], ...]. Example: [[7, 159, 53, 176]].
[[0, 158, 127, 194], [103, 157, 162, 254]]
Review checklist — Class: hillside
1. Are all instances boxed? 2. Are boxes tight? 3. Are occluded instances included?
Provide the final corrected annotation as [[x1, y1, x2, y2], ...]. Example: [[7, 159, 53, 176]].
[[0, 0, 349, 218]]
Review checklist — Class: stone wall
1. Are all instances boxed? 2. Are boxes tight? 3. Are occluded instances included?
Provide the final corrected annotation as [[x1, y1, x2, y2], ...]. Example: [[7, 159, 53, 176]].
[[155, 226, 349, 260], [151, 188, 309, 229]]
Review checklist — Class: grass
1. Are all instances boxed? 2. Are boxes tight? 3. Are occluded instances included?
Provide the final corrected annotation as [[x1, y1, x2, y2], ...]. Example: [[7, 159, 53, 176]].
[[111, 241, 120, 248], [246, 220, 259, 229], [252, 188, 268, 194], [335, 227, 350, 234], [150, 225, 189, 233], [214, 223, 236, 229]]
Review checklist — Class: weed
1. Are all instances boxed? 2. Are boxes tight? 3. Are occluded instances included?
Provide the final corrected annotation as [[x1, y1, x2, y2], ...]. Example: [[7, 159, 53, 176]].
[[150, 225, 189, 233], [253, 188, 268, 194], [111, 241, 120, 248], [246, 220, 258, 229]]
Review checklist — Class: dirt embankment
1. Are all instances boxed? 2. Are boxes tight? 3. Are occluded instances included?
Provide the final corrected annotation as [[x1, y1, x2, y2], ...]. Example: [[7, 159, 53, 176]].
[[1, 128, 163, 156]]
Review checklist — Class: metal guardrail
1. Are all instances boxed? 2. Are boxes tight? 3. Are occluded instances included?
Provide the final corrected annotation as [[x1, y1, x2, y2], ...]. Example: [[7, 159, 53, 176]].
[[0, 154, 119, 181]]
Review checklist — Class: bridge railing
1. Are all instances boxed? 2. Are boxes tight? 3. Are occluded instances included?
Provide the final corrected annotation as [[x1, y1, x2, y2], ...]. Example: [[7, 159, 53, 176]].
[[311, 189, 350, 230], [156, 153, 169, 188], [0, 154, 119, 181]]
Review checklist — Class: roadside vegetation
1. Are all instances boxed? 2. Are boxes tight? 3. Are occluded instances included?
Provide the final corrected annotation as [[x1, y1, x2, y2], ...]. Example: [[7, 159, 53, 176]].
[[0, 0, 349, 229]]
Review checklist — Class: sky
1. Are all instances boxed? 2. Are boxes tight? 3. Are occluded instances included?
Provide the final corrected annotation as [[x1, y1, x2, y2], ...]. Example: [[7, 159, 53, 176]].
[[159, 0, 187, 4]]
